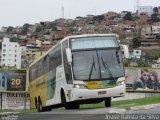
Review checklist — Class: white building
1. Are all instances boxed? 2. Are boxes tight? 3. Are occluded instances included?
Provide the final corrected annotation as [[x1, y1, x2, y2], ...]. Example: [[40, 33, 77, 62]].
[[0, 27, 8, 33], [130, 50, 142, 59], [138, 6, 153, 17], [152, 26, 160, 34], [152, 58, 160, 68], [1, 38, 21, 68]]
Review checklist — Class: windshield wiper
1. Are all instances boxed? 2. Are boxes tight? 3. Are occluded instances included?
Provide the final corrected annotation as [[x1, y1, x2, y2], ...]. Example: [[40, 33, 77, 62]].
[[101, 57, 114, 79], [88, 57, 96, 80]]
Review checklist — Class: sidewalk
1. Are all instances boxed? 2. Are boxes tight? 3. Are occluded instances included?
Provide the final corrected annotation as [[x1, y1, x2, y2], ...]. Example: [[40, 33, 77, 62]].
[[108, 103, 160, 114]]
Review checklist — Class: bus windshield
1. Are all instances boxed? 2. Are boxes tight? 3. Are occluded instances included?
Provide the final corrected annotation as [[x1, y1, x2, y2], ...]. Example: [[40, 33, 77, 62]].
[[71, 36, 124, 81]]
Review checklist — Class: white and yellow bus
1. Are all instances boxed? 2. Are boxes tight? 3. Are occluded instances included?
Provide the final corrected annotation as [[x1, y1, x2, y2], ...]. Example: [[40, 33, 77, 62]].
[[29, 34, 129, 112]]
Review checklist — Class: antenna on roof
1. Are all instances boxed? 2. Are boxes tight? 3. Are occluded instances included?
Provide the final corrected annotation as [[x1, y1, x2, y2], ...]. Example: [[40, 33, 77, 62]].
[[137, 0, 140, 11], [134, 0, 140, 13], [61, 0, 64, 18]]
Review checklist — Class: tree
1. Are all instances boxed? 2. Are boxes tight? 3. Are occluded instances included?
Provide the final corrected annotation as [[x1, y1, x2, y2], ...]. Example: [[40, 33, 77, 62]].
[[132, 33, 141, 48], [35, 26, 42, 33], [10, 37, 17, 42], [21, 23, 30, 35], [7, 26, 13, 33], [133, 37, 141, 48], [153, 7, 158, 13], [151, 13, 160, 22], [93, 15, 105, 22], [123, 12, 133, 21], [46, 22, 57, 31]]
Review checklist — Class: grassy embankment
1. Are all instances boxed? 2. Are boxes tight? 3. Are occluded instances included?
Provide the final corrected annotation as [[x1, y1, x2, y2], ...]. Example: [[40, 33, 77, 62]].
[[1, 96, 160, 113], [80, 96, 160, 109]]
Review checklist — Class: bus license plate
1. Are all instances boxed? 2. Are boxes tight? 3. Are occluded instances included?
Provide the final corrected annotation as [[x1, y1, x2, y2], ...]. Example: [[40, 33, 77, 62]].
[[98, 91, 106, 95]]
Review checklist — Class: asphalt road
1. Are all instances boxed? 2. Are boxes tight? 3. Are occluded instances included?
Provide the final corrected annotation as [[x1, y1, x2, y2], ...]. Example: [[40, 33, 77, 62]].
[[1, 107, 160, 120], [0, 107, 160, 120], [130, 107, 160, 114], [18, 108, 109, 120]]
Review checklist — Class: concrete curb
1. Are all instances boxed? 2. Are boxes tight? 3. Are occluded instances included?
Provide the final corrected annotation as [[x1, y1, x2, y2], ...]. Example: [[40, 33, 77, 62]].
[[130, 103, 160, 111], [108, 108, 127, 114], [107, 104, 160, 114]]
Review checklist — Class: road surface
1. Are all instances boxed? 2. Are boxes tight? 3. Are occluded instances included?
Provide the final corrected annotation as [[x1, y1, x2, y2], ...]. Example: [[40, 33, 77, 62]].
[[16, 107, 160, 120]]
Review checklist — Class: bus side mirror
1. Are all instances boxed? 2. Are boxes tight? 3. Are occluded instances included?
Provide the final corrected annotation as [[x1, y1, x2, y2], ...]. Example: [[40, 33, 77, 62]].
[[120, 45, 129, 59], [66, 48, 72, 64]]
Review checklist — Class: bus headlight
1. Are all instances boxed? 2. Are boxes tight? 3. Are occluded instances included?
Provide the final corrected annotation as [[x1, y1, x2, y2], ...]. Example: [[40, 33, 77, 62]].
[[116, 80, 125, 86], [73, 84, 88, 89]]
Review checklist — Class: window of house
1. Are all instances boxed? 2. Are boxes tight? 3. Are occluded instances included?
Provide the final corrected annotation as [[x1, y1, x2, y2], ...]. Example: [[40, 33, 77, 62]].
[[2, 76, 5, 87]]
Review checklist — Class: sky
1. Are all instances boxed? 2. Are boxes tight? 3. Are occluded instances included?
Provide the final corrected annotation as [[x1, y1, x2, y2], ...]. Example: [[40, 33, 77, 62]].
[[0, 0, 159, 28]]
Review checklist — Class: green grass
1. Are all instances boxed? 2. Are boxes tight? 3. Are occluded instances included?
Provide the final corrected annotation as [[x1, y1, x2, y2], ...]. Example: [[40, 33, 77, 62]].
[[1, 96, 160, 113], [0, 109, 37, 114], [127, 90, 160, 93], [112, 96, 160, 107], [80, 96, 160, 109], [56, 96, 160, 110]]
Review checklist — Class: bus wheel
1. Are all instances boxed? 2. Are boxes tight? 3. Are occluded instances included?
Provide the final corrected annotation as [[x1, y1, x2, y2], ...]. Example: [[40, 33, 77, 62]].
[[64, 102, 79, 109], [61, 90, 67, 107], [104, 97, 111, 107], [43, 107, 52, 111], [37, 98, 43, 112], [71, 102, 80, 109], [61, 91, 79, 109]]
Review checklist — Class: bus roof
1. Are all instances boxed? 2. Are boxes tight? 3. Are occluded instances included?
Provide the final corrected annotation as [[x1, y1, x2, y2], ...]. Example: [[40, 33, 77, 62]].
[[29, 34, 118, 68], [60, 34, 118, 43]]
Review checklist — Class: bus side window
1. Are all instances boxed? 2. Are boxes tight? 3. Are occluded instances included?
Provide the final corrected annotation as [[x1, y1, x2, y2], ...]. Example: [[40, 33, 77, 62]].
[[62, 40, 73, 84]]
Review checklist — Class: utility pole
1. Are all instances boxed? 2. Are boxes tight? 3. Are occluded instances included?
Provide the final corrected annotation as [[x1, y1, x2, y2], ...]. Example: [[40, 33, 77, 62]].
[[40, 22, 45, 56], [61, 0, 64, 18], [135, 0, 140, 14], [156, 33, 160, 50]]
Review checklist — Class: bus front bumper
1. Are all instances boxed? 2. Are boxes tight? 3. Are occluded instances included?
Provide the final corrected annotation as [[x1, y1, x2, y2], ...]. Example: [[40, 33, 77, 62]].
[[72, 85, 125, 102]]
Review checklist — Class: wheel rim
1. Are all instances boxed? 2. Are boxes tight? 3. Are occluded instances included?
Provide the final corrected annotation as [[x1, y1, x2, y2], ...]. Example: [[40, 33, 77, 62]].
[[37, 100, 42, 112], [39, 102, 42, 111]]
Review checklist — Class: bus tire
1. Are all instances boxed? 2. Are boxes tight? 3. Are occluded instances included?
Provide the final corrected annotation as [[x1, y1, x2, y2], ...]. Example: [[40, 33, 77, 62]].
[[37, 98, 43, 112], [61, 90, 80, 109], [65, 102, 79, 109], [104, 97, 111, 107], [61, 90, 67, 107], [71, 102, 80, 109], [35, 98, 38, 109], [43, 107, 52, 111]]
